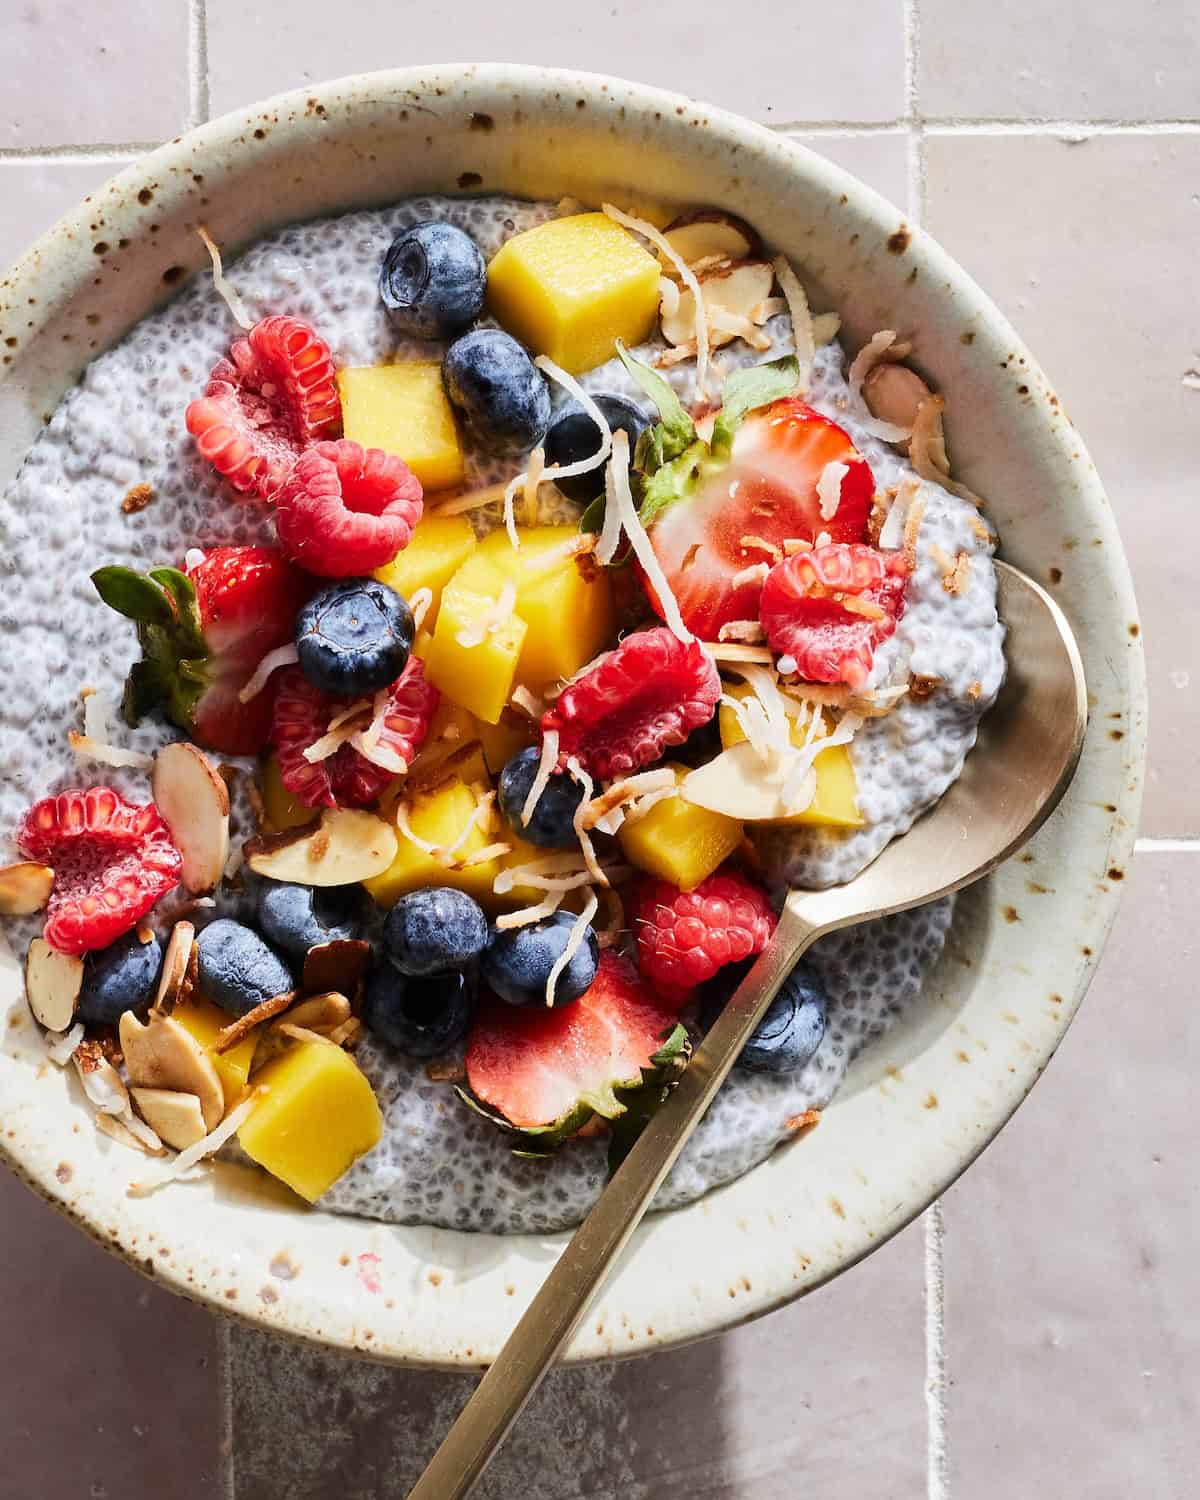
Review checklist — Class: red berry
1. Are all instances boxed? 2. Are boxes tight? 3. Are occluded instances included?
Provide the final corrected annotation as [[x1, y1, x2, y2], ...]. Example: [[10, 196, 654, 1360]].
[[185, 315, 341, 500], [631, 870, 777, 1003], [759, 542, 910, 690], [540, 626, 720, 782], [641, 398, 874, 639], [271, 659, 439, 809], [18, 788, 182, 955], [274, 440, 424, 578], [466, 952, 680, 1130]]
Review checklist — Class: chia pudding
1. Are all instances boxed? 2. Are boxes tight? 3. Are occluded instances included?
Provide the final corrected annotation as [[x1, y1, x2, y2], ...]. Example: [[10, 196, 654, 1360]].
[[0, 193, 1003, 1233]]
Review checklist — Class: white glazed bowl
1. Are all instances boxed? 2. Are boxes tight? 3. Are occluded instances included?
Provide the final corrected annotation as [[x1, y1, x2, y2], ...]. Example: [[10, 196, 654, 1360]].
[[0, 65, 1144, 1369]]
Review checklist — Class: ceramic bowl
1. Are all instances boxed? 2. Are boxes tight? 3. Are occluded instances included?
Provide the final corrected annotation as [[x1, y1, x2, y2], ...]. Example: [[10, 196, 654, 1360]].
[[0, 64, 1145, 1369]]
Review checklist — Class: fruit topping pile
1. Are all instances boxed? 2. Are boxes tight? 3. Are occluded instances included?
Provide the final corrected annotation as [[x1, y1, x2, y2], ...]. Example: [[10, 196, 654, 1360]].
[[2, 193, 985, 1207]]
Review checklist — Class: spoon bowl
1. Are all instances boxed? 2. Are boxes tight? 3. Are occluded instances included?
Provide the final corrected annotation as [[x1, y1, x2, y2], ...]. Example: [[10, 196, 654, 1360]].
[[410, 560, 1089, 1499]]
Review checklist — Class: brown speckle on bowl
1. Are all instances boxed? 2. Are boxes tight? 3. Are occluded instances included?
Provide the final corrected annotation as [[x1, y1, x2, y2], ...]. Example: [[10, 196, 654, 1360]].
[[829, 1198, 846, 1219], [1107, 867, 1125, 881], [923, 1093, 939, 1110], [1049, 566, 1063, 584], [961, 330, 976, 345], [1128, 622, 1140, 637], [957, 1050, 970, 1063], [428, 1270, 442, 1287], [468, 112, 494, 132], [161, 265, 184, 285], [1027, 880, 1050, 895], [55, 1161, 72, 1183], [269, 1251, 300, 1280], [457, 171, 483, 190], [886, 225, 911, 254], [93, 242, 109, 256], [259, 1285, 279, 1305]]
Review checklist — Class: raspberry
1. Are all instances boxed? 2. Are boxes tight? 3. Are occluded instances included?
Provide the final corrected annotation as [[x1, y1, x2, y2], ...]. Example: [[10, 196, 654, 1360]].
[[271, 660, 439, 809], [541, 626, 720, 782], [631, 870, 777, 1004], [274, 440, 424, 578], [759, 542, 910, 690], [185, 315, 341, 500], [17, 788, 182, 955]]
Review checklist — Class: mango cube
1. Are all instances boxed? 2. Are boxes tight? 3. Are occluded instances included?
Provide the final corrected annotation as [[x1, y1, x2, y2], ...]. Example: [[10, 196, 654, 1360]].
[[338, 362, 464, 492], [423, 571, 528, 724], [407, 697, 481, 778], [373, 514, 477, 628], [618, 764, 743, 890], [718, 686, 864, 829], [171, 995, 259, 1109], [364, 776, 504, 908], [259, 753, 317, 833], [475, 526, 614, 689], [238, 1041, 383, 1203], [487, 213, 660, 373], [476, 711, 536, 775]]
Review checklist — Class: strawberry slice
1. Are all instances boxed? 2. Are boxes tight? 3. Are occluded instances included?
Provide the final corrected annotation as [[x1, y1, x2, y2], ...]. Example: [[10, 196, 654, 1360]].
[[271, 659, 439, 810], [462, 953, 688, 1155], [18, 788, 182, 955], [92, 546, 313, 756], [642, 398, 875, 640], [759, 542, 910, 689]]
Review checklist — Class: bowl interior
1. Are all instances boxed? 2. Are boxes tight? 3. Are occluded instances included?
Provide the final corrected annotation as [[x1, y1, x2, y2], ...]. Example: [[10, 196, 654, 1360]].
[[0, 64, 1145, 1368]]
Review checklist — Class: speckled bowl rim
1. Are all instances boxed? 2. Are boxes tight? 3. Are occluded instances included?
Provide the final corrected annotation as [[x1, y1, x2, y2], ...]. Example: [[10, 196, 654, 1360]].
[[0, 64, 1145, 1369]]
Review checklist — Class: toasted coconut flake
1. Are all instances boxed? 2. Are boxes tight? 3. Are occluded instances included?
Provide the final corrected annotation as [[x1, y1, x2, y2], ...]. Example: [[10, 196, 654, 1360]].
[[817, 460, 849, 522], [545, 888, 599, 1009], [459, 840, 512, 867], [878, 479, 919, 552], [510, 685, 545, 719], [566, 757, 607, 888], [198, 225, 254, 330], [595, 437, 624, 567], [302, 723, 358, 764], [238, 643, 300, 704], [968, 513, 994, 545], [276, 1022, 337, 1047], [47, 1021, 85, 1066], [717, 619, 766, 643], [429, 479, 513, 517], [751, 296, 787, 324], [941, 551, 973, 596], [494, 892, 566, 930], [848, 330, 901, 399], [739, 534, 782, 563], [520, 729, 559, 828], [902, 496, 927, 565], [97, 1111, 166, 1156], [215, 991, 296, 1053], [605, 431, 694, 644], [68, 689, 155, 770], [620, 784, 679, 828], [731, 562, 770, 591], [604, 201, 709, 398], [579, 768, 676, 833], [704, 641, 776, 664], [840, 593, 888, 621], [967, 680, 984, 700], [456, 580, 518, 649], [785, 1107, 822, 1134], [772, 255, 814, 391], [128, 1089, 263, 1197], [658, 275, 681, 318], [910, 395, 984, 504], [408, 587, 433, 633]]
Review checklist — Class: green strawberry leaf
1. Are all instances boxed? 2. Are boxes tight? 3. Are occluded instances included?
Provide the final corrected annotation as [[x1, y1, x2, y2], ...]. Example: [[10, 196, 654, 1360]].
[[149, 567, 205, 656], [606, 1023, 693, 1175], [121, 659, 164, 727], [709, 356, 800, 459], [615, 341, 695, 470], [578, 493, 607, 534], [637, 439, 710, 530], [91, 566, 174, 627]]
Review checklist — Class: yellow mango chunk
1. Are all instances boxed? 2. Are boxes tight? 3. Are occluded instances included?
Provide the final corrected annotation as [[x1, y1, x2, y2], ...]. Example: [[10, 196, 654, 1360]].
[[718, 685, 864, 829], [171, 995, 258, 1110], [364, 777, 504, 908], [475, 526, 614, 689], [476, 711, 536, 775], [373, 514, 477, 628], [408, 697, 482, 778], [423, 572, 528, 725], [239, 1041, 383, 1203], [618, 764, 743, 891], [259, 754, 317, 833], [487, 213, 660, 373], [338, 362, 464, 492]]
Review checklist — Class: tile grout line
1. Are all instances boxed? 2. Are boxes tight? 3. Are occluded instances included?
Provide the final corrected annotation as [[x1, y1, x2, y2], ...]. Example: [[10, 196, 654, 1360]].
[[903, 0, 926, 224], [216, 1319, 236, 1500], [0, 144, 160, 163], [187, 0, 211, 132], [1134, 837, 1200, 853], [924, 1200, 950, 1500]]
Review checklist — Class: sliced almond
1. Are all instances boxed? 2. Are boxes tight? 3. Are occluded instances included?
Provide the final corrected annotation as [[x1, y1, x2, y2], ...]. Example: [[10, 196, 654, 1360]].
[[661, 210, 760, 270], [213, 991, 296, 1053], [119, 1008, 224, 1130], [73, 1043, 130, 1115], [25, 938, 83, 1032], [681, 740, 817, 822], [154, 920, 195, 1013], [152, 742, 231, 895], [96, 1111, 166, 1156], [302, 939, 371, 996], [0, 862, 54, 915], [278, 990, 351, 1034], [130, 1088, 209, 1151], [863, 363, 933, 434], [661, 260, 775, 350], [244, 808, 398, 887]]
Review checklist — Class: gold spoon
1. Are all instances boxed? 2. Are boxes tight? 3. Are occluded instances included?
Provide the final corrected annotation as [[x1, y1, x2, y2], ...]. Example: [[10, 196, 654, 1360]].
[[408, 560, 1087, 1500]]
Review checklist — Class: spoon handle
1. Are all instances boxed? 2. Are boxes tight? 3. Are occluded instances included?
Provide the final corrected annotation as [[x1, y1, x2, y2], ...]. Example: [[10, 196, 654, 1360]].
[[407, 898, 827, 1500]]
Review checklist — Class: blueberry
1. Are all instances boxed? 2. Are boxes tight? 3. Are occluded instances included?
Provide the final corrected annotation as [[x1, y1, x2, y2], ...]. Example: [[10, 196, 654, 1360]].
[[379, 221, 486, 339], [543, 394, 651, 502], [77, 929, 163, 1026], [702, 958, 827, 1074], [295, 578, 413, 698], [257, 881, 364, 961], [383, 887, 489, 977], [497, 747, 584, 849], [362, 963, 475, 1058], [196, 918, 294, 1017], [482, 911, 599, 1008], [442, 329, 552, 457]]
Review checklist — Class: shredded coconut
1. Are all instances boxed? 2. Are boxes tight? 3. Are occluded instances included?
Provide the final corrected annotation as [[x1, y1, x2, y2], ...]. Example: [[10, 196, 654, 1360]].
[[521, 730, 559, 828], [494, 892, 566, 930], [455, 580, 518, 649], [510, 685, 545, 719], [545, 889, 599, 1009], [184, 547, 206, 572], [704, 642, 775, 664], [739, 534, 781, 563], [910, 395, 984, 505], [238, 643, 300, 704], [128, 1089, 262, 1197], [408, 587, 433, 634], [566, 757, 607, 888], [46, 1022, 85, 1066], [773, 255, 814, 391], [429, 479, 513, 517], [717, 619, 766, 643], [658, 276, 681, 318], [878, 479, 918, 552], [604, 430, 694, 644], [817, 460, 849, 522], [731, 562, 770, 590], [68, 689, 154, 770], [604, 202, 710, 399], [197, 225, 255, 331]]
